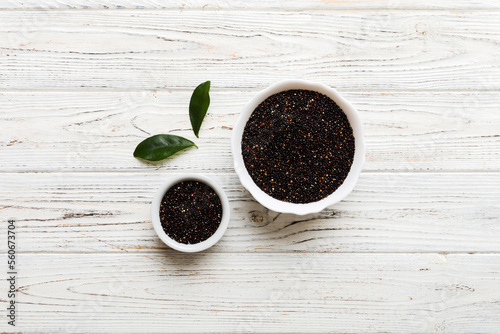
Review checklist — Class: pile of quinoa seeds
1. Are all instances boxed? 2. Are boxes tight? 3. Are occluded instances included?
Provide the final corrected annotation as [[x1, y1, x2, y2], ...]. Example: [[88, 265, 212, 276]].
[[241, 89, 355, 204], [160, 181, 222, 244]]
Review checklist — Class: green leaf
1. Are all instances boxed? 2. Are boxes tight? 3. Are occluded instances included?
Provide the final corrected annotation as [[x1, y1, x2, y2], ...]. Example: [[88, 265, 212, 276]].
[[189, 81, 211, 138], [133, 134, 197, 162]]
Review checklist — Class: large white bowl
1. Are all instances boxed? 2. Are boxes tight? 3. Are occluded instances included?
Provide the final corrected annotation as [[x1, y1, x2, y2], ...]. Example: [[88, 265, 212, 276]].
[[231, 79, 365, 215], [151, 174, 230, 252]]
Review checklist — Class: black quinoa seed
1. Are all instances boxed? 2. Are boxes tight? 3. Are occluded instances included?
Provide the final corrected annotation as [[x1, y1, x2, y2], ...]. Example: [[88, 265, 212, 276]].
[[160, 181, 222, 244], [241, 89, 355, 204]]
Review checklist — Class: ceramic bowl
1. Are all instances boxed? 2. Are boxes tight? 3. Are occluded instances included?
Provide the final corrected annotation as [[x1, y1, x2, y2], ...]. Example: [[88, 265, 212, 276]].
[[231, 79, 365, 215], [151, 174, 230, 252]]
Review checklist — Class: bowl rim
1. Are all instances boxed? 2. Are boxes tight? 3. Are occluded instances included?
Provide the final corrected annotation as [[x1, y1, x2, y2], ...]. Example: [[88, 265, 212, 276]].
[[151, 174, 230, 252], [231, 79, 365, 215]]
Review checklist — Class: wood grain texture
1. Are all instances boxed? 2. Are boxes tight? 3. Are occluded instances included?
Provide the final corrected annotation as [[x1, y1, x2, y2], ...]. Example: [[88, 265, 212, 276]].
[[2, 172, 499, 253], [0, 11, 499, 90], [1, 0, 499, 10], [1, 253, 499, 333], [0, 91, 498, 173]]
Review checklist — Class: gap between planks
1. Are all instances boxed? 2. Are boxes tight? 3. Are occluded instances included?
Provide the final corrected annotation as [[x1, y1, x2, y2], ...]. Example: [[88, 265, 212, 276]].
[[1, 89, 500, 93], [15, 251, 500, 255], [1, 170, 500, 174]]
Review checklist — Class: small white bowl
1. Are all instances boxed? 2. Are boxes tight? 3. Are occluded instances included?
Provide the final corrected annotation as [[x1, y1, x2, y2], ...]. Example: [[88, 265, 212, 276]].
[[151, 174, 230, 252], [231, 79, 365, 215]]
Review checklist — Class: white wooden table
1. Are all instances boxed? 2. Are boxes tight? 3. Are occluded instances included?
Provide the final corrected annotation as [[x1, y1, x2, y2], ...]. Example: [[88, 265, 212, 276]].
[[1, 1, 500, 333]]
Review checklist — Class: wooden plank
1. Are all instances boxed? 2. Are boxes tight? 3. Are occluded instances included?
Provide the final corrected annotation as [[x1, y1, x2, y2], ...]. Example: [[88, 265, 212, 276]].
[[2, 253, 500, 333], [0, 11, 499, 90], [0, 91, 498, 172], [1, 0, 499, 10], [2, 172, 499, 253]]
